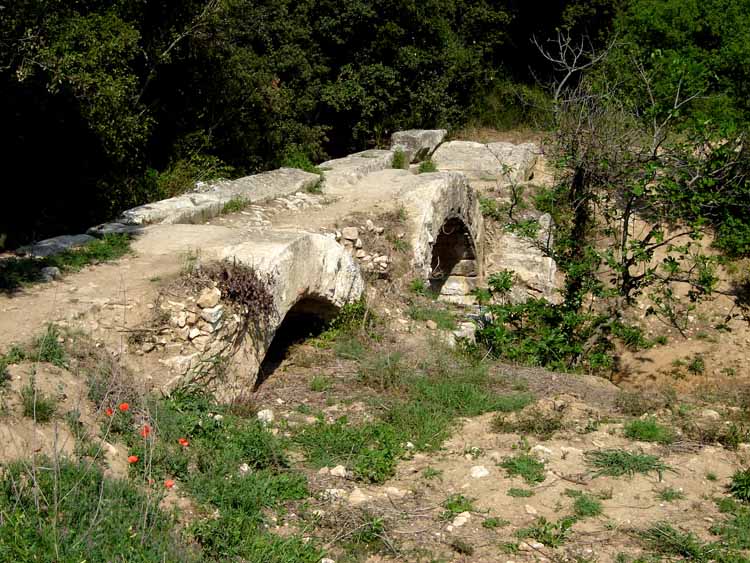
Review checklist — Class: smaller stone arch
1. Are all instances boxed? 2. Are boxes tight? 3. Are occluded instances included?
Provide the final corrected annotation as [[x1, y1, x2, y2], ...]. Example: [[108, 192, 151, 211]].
[[397, 172, 484, 302], [212, 231, 363, 396]]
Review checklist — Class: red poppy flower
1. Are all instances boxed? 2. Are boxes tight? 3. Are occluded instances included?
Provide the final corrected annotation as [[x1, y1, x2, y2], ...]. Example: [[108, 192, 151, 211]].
[[105, 407, 114, 417], [118, 402, 129, 412], [178, 438, 189, 447], [140, 424, 151, 438], [127, 455, 139, 464], [164, 479, 175, 489]]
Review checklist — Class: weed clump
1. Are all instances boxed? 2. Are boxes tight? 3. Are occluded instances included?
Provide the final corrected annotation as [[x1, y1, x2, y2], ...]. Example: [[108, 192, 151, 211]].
[[516, 516, 576, 547], [500, 454, 546, 485], [21, 381, 56, 422], [492, 405, 563, 439], [585, 449, 672, 480], [729, 469, 750, 503], [623, 417, 675, 444]]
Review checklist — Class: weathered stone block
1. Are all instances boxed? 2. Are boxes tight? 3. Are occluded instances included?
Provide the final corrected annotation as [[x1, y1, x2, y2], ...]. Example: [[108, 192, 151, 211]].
[[391, 129, 447, 163]]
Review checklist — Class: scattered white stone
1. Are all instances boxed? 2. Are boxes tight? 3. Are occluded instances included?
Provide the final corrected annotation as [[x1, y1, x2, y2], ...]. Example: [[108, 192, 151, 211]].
[[520, 541, 545, 552], [341, 227, 359, 241], [40, 266, 62, 282], [348, 488, 371, 506], [470, 465, 490, 479], [355, 249, 367, 258], [176, 311, 187, 328], [318, 467, 330, 475], [321, 558, 336, 563], [525, 505, 538, 515], [197, 287, 221, 308], [257, 409, 274, 424], [201, 305, 224, 324], [451, 511, 471, 528], [365, 219, 375, 231], [322, 489, 347, 501], [141, 342, 156, 353], [354, 238, 363, 249], [188, 327, 202, 340], [239, 463, 251, 474], [405, 441, 415, 450], [700, 409, 721, 421], [330, 465, 348, 478], [531, 445, 553, 461], [426, 320, 438, 330], [384, 487, 409, 499]]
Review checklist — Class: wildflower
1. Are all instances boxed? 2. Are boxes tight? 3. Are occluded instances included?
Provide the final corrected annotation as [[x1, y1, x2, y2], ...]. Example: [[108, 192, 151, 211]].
[[105, 407, 114, 417], [127, 455, 139, 464], [140, 424, 151, 438], [178, 438, 189, 447], [164, 479, 175, 489], [118, 402, 129, 412]]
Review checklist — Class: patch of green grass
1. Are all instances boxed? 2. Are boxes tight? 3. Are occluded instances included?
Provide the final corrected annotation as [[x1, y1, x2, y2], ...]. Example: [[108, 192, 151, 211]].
[[0, 345, 25, 382], [516, 516, 576, 548], [507, 487, 534, 498], [567, 491, 603, 518], [707, 471, 718, 481], [418, 159, 437, 174], [492, 406, 563, 440], [21, 381, 56, 422], [409, 278, 430, 296], [391, 148, 407, 169], [482, 516, 510, 529], [711, 498, 750, 550], [222, 197, 247, 214], [110, 391, 324, 562], [309, 376, 331, 392], [423, 467, 443, 480], [294, 417, 402, 483], [729, 469, 750, 502], [687, 354, 706, 375], [440, 494, 475, 520], [0, 457, 197, 562], [623, 418, 675, 444], [358, 351, 406, 390], [585, 449, 673, 480], [500, 454, 546, 485], [32, 324, 67, 367], [333, 335, 367, 361], [638, 523, 710, 560], [407, 305, 456, 330], [657, 487, 685, 502]]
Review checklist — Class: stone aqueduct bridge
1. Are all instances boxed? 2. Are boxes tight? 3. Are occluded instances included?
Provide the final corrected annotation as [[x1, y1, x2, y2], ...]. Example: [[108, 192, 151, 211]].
[[21, 130, 541, 390]]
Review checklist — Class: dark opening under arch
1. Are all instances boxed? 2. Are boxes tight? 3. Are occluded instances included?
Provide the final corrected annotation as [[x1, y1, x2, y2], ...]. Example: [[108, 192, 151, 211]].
[[429, 217, 477, 294], [255, 297, 339, 389]]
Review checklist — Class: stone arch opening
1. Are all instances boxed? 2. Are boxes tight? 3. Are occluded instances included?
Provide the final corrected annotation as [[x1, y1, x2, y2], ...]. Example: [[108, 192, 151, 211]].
[[255, 297, 339, 389], [429, 216, 478, 298]]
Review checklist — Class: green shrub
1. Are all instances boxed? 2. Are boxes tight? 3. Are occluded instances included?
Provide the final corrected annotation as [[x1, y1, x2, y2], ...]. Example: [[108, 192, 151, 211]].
[[418, 159, 437, 174], [568, 491, 603, 518], [391, 148, 407, 169], [623, 418, 675, 444], [516, 516, 576, 548], [585, 449, 672, 480], [493, 406, 563, 440], [20, 381, 56, 422], [440, 494, 476, 520], [507, 487, 533, 498], [657, 487, 685, 502], [500, 454, 546, 485], [0, 457, 193, 562], [729, 469, 750, 503]]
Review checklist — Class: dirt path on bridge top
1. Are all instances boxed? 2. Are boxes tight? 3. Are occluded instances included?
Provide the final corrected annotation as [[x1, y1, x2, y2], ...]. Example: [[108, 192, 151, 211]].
[[0, 169, 411, 351], [0, 224, 245, 349]]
